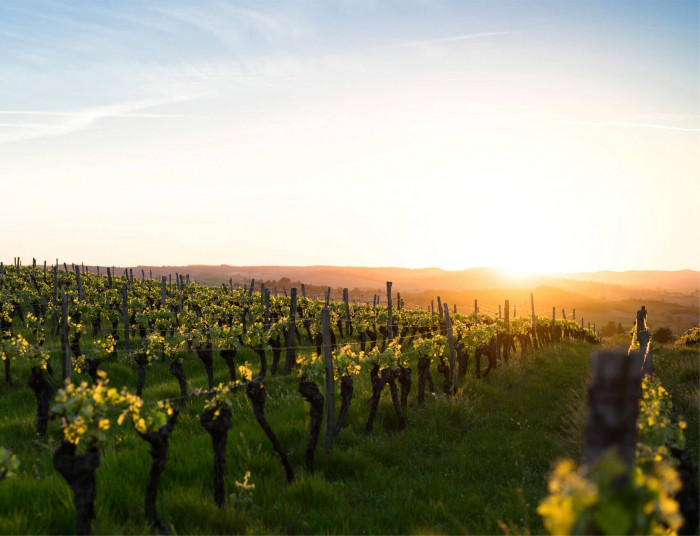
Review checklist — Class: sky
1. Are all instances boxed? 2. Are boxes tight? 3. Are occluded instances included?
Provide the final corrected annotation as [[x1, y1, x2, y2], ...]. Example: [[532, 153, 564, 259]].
[[1, 0, 698, 274]]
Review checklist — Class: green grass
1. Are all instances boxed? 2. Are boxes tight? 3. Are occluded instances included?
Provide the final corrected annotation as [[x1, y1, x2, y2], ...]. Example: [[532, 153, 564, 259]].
[[0, 341, 595, 534], [654, 344, 700, 465]]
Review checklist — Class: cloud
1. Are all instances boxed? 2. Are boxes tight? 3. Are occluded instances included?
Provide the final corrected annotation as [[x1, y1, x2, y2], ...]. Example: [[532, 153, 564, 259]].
[[566, 121, 699, 133], [0, 94, 202, 144], [393, 31, 519, 48]]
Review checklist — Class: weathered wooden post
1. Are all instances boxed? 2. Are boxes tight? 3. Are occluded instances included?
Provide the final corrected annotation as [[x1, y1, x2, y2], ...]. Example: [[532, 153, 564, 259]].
[[585, 349, 643, 467], [562, 308, 567, 321], [443, 303, 456, 394], [431, 300, 434, 314], [322, 307, 335, 452], [284, 287, 297, 375], [573, 308, 576, 321], [161, 276, 167, 309], [229, 278, 233, 292], [74, 265, 83, 302], [437, 296, 443, 321], [107, 267, 113, 289], [474, 299, 478, 315], [386, 282, 393, 342], [343, 288, 351, 335], [122, 284, 130, 356], [530, 293, 537, 349], [505, 300, 510, 325], [499, 304, 502, 319], [635, 308, 652, 376], [141, 269, 145, 282], [61, 294, 71, 382], [53, 265, 58, 303], [325, 287, 330, 306], [301, 284, 306, 298]]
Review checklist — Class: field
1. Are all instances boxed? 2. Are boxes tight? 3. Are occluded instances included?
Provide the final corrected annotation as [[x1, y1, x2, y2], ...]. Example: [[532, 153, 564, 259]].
[[0, 267, 697, 535]]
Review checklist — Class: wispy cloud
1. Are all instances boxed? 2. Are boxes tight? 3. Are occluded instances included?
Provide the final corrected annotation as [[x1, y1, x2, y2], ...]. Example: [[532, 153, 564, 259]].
[[393, 31, 519, 48], [566, 121, 700, 133], [0, 94, 203, 144]]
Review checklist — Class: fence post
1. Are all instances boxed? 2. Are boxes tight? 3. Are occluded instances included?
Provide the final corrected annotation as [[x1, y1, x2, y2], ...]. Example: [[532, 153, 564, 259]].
[[284, 287, 297, 375], [61, 294, 71, 382], [161, 276, 167, 309], [122, 284, 130, 357], [343, 288, 351, 335], [107, 267, 113, 289], [474, 299, 478, 315], [530, 293, 537, 349], [585, 349, 643, 467], [386, 282, 393, 342], [74, 265, 83, 302], [301, 284, 306, 298], [636, 308, 653, 376], [437, 296, 443, 321], [322, 307, 335, 452], [505, 300, 510, 324], [443, 303, 456, 394]]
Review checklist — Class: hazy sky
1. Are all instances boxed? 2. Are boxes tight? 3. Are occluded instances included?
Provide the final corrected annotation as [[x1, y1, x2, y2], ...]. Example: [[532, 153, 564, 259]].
[[1, 0, 698, 273]]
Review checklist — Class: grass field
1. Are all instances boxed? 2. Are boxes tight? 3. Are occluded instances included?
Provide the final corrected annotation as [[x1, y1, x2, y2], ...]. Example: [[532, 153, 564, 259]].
[[0, 339, 598, 535], [1, 338, 696, 535]]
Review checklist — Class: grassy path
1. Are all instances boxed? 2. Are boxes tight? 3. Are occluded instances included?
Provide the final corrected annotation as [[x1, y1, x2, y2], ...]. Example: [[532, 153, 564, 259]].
[[0, 341, 593, 534]]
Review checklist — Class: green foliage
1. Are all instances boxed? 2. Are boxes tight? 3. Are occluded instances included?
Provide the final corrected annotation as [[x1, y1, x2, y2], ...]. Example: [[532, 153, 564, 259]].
[[0, 447, 19, 481], [676, 326, 699, 347]]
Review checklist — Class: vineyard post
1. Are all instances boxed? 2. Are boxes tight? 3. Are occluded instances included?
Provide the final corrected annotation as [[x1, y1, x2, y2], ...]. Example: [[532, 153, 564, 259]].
[[453, 304, 456, 314], [552, 306, 556, 340], [107, 267, 113, 289], [169, 274, 172, 292], [443, 303, 456, 394], [263, 288, 270, 330], [97, 266, 100, 276], [437, 296, 443, 321], [229, 278, 233, 292], [179, 292, 183, 314], [397, 292, 401, 311], [43, 260, 46, 277], [530, 293, 537, 349], [301, 284, 306, 298], [141, 269, 145, 283], [74, 265, 83, 302], [63, 262, 68, 274], [431, 300, 434, 314], [186, 274, 189, 285], [248, 279, 255, 298], [284, 287, 297, 375], [283, 287, 287, 297], [274, 286, 278, 297], [32, 258, 36, 268], [61, 293, 71, 382], [130, 268, 134, 282], [386, 282, 393, 342], [52, 265, 58, 303], [161, 277, 167, 309], [321, 307, 335, 452], [573, 308, 576, 321], [581, 317, 584, 328], [325, 287, 330, 306], [343, 288, 350, 335], [122, 284, 130, 356], [16, 258, 20, 277], [124, 269, 128, 280], [0, 262, 3, 276], [505, 300, 510, 325], [260, 282, 265, 299], [585, 349, 643, 467], [562, 308, 567, 321], [474, 299, 478, 315], [149, 269, 152, 279], [499, 304, 502, 319]]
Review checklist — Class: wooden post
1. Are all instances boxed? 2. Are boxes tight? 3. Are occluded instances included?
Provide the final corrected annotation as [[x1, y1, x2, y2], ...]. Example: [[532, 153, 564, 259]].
[[74, 265, 83, 302], [573, 308, 576, 321], [301, 284, 306, 298], [437, 296, 443, 320], [397, 292, 401, 311], [443, 303, 456, 394], [530, 293, 537, 349], [179, 292, 183, 314], [581, 317, 584, 328], [343, 288, 350, 335], [322, 307, 335, 452], [386, 282, 393, 342], [562, 308, 567, 321], [64, 262, 68, 274], [61, 294, 71, 382], [107, 267, 113, 289], [32, 258, 36, 268], [161, 276, 167, 309], [229, 278, 233, 292], [149, 269, 152, 279], [284, 287, 297, 375], [453, 304, 456, 314], [431, 300, 434, 314], [130, 268, 134, 282], [168, 273, 172, 292], [585, 349, 643, 467], [325, 287, 330, 306], [53, 265, 58, 303], [499, 304, 502, 319], [122, 284, 130, 356], [636, 308, 652, 376], [504, 300, 510, 325], [474, 299, 478, 315], [97, 266, 100, 276]]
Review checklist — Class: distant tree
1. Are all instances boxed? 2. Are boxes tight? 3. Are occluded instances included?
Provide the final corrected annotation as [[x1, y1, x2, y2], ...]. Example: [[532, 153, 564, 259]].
[[652, 327, 675, 345], [600, 321, 619, 337], [617, 322, 624, 334]]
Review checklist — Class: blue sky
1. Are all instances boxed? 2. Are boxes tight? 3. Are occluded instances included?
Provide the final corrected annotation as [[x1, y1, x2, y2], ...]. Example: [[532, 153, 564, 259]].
[[1, 1, 698, 271]]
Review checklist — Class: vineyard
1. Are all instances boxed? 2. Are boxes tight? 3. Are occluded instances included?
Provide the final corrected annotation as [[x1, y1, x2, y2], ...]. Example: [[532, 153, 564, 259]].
[[0, 261, 695, 534]]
